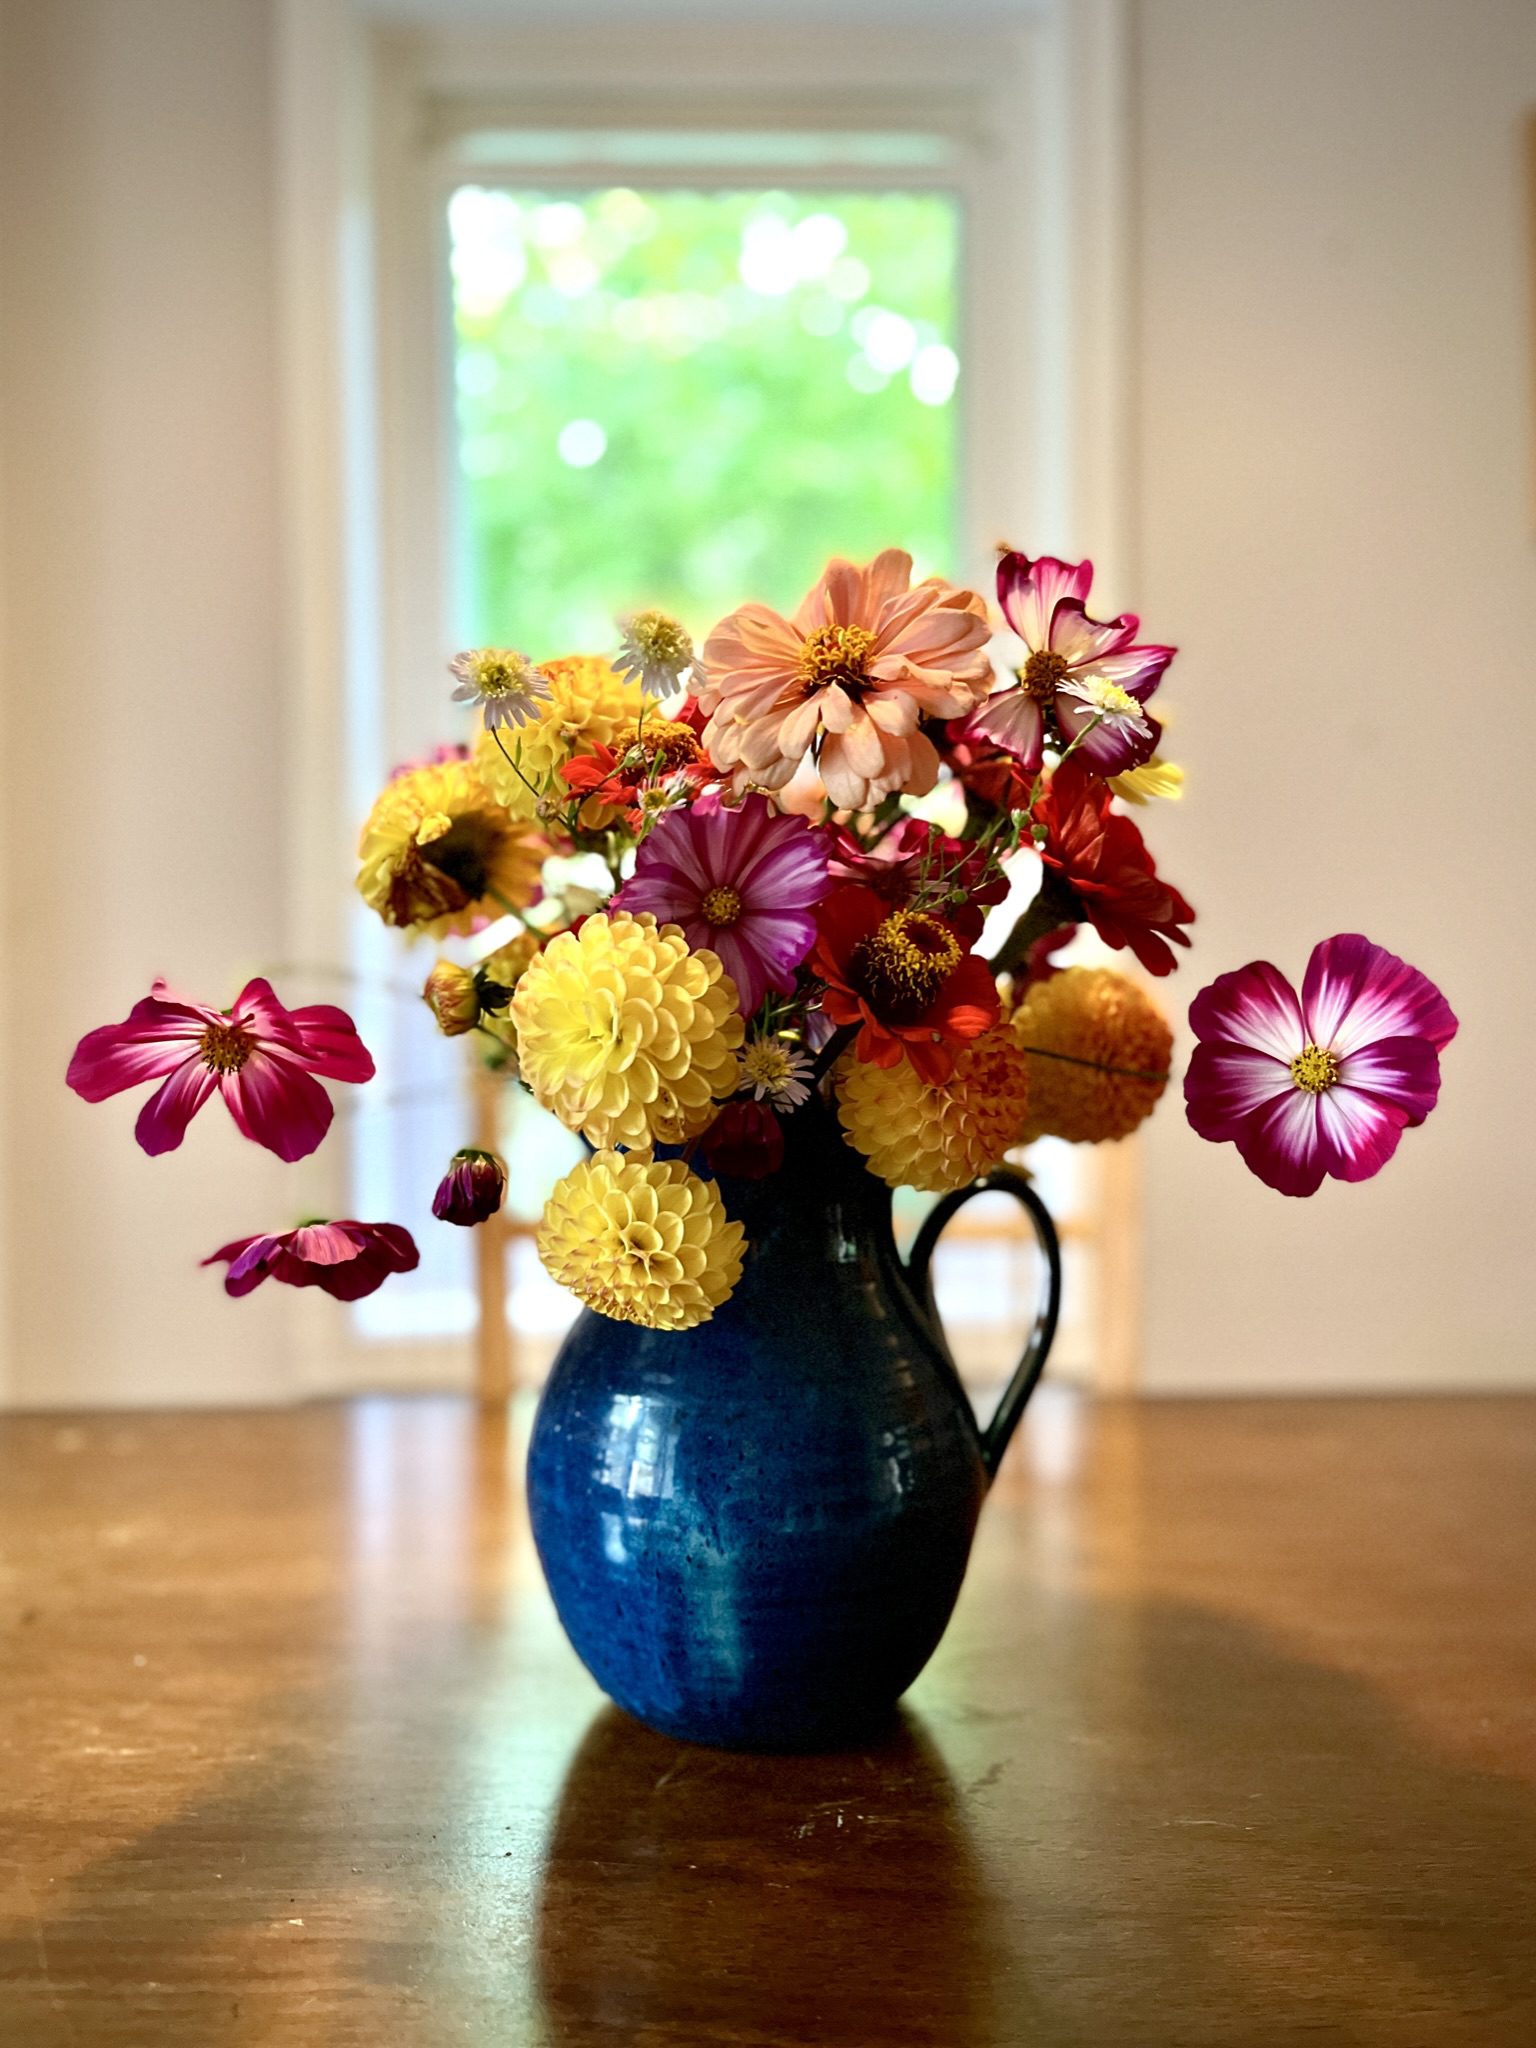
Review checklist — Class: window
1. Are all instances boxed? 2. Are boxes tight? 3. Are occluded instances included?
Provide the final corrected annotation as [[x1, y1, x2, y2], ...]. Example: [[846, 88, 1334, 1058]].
[[339, 14, 1132, 1389], [448, 185, 960, 647]]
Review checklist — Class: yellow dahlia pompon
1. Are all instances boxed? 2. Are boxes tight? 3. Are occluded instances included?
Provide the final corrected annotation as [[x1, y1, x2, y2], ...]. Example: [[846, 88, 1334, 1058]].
[[511, 911, 744, 1148], [836, 1023, 1031, 1192], [538, 1150, 745, 1330], [1011, 967, 1172, 1143]]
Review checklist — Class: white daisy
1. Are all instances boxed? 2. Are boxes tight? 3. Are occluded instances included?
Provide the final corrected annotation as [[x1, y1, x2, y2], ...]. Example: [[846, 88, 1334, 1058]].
[[449, 648, 551, 731]]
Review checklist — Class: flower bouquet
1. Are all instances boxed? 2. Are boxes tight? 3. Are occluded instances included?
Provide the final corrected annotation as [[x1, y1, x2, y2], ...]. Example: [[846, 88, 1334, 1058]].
[[67, 546, 1457, 1746]]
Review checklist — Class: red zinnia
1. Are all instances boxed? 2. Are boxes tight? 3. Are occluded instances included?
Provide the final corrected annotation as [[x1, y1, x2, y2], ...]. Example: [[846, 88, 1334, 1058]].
[[1032, 759, 1194, 976], [811, 885, 999, 1085], [203, 1220, 419, 1300]]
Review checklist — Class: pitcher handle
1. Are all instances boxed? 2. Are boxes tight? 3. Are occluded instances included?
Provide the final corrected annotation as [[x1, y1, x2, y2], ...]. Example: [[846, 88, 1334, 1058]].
[[905, 1168, 1062, 1484]]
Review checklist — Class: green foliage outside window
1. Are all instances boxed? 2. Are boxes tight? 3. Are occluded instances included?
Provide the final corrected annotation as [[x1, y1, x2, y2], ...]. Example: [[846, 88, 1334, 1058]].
[[450, 186, 960, 656]]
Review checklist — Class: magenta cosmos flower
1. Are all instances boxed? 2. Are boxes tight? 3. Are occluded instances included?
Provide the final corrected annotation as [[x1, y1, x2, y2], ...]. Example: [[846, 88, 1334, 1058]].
[[67, 977, 375, 1162], [1184, 934, 1457, 1197], [614, 793, 830, 1015], [968, 552, 1174, 778], [203, 1220, 419, 1299]]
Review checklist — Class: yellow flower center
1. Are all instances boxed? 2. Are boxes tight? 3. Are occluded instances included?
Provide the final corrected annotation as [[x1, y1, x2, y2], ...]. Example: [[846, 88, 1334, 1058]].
[[1021, 648, 1070, 702], [741, 1040, 794, 1090], [699, 885, 744, 928], [627, 610, 694, 667], [471, 651, 537, 699], [1083, 680, 1140, 718], [199, 1021, 254, 1076], [850, 909, 961, 1025], [1290, 1043, 1339, 1094], [797, 623, 877, 698]]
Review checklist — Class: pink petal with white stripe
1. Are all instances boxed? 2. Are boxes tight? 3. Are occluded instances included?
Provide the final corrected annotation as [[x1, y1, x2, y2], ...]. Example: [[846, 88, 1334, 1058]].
[[1188, 961, 1305, 1062], [1313, 1084, 1412, 1184], [1238, 1087, 1327, 1198], [996, 553, 1094, 649], [1335, 1035, 1443, 1128], [1046, 599, 1140, 666], [1183, 1042, 1294, 1143], [1302, 934, 1458, 1057], [965, 691, 1046, 773]]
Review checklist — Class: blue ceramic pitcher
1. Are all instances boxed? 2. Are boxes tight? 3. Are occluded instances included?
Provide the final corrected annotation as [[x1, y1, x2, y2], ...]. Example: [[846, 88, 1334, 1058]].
[[527, 1099, 1061, 1750]]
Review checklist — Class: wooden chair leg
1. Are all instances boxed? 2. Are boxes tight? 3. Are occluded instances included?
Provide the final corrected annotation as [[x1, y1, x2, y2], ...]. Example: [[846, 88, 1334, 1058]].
[[471, 1058, 512, 1405]]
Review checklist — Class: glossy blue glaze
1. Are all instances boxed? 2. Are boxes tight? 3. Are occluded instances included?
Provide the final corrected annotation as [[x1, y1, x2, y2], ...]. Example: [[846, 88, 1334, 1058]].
[[527, 1101, 1060, 1750]]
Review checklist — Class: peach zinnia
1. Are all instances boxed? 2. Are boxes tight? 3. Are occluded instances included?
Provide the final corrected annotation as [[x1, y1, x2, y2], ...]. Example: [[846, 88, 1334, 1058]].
[[696, 550, 992, 811]]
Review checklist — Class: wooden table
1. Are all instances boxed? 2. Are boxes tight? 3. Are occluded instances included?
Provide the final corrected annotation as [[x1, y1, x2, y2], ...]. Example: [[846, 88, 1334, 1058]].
[[1, 1393, 1533, 2046]]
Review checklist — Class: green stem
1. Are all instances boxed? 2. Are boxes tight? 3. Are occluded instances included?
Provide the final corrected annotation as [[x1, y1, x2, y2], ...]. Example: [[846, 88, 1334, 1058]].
[[1016, 1043, 1171, 1085], [810, 1022, 859, 1088]]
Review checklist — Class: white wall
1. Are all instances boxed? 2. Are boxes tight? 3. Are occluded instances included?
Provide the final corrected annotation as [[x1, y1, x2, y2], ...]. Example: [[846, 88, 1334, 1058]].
[[0, 0, 308, 1404], [1132, 0, 1536, 1389], [2, 0, 1532, 1404]]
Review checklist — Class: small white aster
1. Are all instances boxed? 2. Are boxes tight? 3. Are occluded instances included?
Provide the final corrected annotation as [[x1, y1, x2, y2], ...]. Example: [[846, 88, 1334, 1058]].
[[449, 648, 551, 731], [738, 1033, 814, 1109], [614, 609, 696, 698], [1057, 676, 1153, 743]]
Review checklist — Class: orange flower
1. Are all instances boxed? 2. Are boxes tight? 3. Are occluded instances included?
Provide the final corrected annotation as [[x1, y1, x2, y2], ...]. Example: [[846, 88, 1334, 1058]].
[[811, 885, 999, 1086], [696, 549, 992, 810]]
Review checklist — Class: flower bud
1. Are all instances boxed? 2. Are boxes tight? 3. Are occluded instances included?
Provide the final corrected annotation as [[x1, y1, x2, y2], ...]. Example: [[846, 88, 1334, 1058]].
[[431, 1148, 508, 1227], [423, 961, 480, 1036]]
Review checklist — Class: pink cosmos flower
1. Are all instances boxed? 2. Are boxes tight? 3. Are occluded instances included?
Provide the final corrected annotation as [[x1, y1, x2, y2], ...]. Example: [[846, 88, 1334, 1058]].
[[203, 1220, 419, 1299], [67, 978, 375, 1162], [967, 552, 1174, 778], [613, 793, 830, 1015], [1184, 934, 1457, 1197], [696, 549, 993, 810]]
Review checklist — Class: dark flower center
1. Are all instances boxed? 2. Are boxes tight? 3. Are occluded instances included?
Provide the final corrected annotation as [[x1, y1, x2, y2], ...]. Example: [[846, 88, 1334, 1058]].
[[200, 1021, 253, 1075], [1021, 648, 1070, 702], [700, 885, 744, 928], [421, 815, 503, 903], [849, 910, 961, 1025], [797, 623, 877, 699], [1290, 1043, 1339, 1094]]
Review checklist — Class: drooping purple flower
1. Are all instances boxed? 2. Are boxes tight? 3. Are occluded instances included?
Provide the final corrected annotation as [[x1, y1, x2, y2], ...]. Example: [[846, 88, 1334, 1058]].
[[432, 1148, 507, 1226], [203, 1220, 419, 1300], [966, 551, 1174, 778], [614, 793, 830, 1015], [1184, 934, 1457, 1196]]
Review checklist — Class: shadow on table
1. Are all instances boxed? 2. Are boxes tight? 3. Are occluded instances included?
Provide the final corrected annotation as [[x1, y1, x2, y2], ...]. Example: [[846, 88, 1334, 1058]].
[[532, 1595, 1536, 2048], [535, 1703, 1015, 2047], [4, 1596, 1536, 2045]]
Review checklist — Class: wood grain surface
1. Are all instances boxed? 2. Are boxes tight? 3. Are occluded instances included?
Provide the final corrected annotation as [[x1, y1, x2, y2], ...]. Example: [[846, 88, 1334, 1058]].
[[2, 1391, 1533, 2046]]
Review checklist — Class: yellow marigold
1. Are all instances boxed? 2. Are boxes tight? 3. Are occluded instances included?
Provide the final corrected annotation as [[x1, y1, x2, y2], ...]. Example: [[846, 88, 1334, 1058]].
[[538, 1149, 745, 1330], [1011, 967, 1173, 1143], [473, 654, 650, 820], [836, 1023, 1031, 1192], [356, 757, 546, 938], [511, 912, 743, 1147]]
